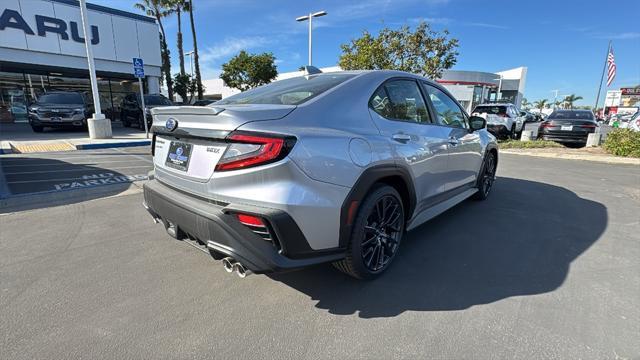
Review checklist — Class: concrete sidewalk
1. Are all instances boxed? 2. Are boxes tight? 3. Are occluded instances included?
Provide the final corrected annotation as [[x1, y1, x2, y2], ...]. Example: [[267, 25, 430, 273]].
[[501, 147, 640, 165], [0, 122, 150, 154]]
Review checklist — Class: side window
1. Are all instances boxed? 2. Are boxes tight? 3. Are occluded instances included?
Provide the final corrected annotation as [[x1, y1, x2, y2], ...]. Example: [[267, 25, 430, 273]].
[[423, 84, 468, 128], [369, 80, 430, 123]]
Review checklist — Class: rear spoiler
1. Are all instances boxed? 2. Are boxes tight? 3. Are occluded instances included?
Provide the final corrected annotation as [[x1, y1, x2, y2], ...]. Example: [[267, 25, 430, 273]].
[[303, 66, 322, 75], [150, 106, 225, 116]]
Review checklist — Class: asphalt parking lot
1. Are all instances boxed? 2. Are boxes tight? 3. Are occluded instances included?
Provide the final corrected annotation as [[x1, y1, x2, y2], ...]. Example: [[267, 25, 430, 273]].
[[0, 147, 152, 199], [1, 151, 639, 359]]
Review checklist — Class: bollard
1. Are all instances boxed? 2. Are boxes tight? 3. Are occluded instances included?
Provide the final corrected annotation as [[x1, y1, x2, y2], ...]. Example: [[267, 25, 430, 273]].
[[520, 130, 534, 142], [586, 133, 603, 147]]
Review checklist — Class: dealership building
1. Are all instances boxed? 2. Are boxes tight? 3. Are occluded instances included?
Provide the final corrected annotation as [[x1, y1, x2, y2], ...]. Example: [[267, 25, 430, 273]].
[[0, 0, 161, 123]]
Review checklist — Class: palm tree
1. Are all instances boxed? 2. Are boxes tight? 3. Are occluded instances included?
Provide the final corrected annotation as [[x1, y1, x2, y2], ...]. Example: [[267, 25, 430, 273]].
[[187, 0, 204, 99], [521, 98, 530, 110], [553, 100, 563, 109], [563, 94, 583, 109], [534, 99, 548, 115], [134, 0, 174, 100], [166, 0, 188, 76]]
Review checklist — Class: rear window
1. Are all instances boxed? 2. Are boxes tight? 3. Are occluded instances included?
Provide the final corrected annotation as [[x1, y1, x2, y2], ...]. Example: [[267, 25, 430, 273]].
[[472, 106, 507, 115], [216, 73, 356, 105], [549, 111, 594, 121], [38, 93, 83, 104], [143, 95, 172, 106]]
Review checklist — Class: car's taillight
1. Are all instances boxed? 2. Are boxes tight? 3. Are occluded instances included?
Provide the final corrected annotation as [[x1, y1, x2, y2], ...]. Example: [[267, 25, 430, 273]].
[[581, 124, 597, 128], [234, 212, 279, 246], [215, 132, 294, 171], [540, 122, 553, 128], [236, 213, 265, 227]]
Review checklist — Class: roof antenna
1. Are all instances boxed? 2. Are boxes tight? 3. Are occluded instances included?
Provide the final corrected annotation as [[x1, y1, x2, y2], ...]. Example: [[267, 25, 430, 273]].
[[303, 66, 322, 75]]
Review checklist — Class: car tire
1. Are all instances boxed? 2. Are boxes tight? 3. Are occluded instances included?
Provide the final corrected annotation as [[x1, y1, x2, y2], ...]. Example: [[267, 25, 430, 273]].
[[333, 185, 405, 280], [31, 125, 44, 133], [510, 124, 518, 140], [121, 112, 131, 127], [473, 151, 497, 201]]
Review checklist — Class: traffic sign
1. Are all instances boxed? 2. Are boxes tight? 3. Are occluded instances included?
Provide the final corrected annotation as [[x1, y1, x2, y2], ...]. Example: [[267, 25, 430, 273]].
[[132, 58, 144, 78]]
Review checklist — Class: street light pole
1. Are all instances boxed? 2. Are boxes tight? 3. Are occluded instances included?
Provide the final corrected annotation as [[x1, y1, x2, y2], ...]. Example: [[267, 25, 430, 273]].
[[296, 11, 327, 66], [79, 0, 111, 139], [185, 50, 194, 78]]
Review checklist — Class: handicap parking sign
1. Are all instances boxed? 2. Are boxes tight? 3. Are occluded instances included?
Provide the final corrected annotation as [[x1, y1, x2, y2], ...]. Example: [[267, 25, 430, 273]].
[[133, 58, 144, 78]]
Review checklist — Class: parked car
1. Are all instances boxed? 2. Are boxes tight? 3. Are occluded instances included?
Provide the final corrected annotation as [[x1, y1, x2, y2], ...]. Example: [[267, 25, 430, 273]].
[[471, 103, 525, 139], [120, 93, 173, 129], [27, 91, 92, 132], [143, 69, 498, 280], [192, 99, 217, 106], [538, 109, 599, 147], [520, 110, 537, 123]]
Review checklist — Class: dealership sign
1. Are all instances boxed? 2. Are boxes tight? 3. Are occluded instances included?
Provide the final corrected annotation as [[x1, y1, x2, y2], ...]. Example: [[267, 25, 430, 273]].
[[621, 87, 640, 96], [0, 0, 161, 70], [0, 9, 99, 44], [605, 90, 622, 107]]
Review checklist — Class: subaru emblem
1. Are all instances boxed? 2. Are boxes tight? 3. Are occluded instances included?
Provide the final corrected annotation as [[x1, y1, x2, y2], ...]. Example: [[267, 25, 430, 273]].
[[165, 117, 178, 131]]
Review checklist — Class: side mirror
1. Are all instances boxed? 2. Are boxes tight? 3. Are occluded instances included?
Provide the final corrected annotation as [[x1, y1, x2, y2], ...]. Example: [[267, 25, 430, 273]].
[[520, 111, 527, 116], [469, 116, 486, 131]]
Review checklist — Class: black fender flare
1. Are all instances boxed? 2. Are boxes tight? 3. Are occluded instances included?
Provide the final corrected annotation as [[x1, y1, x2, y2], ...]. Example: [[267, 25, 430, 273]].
[[338, 164, 417, 248]]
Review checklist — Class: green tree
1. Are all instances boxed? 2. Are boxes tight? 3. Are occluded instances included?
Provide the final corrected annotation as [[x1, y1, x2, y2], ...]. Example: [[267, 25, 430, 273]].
[[534, 99, 548, 114], [172, 73, 197, 103], [134, 0, 173, 100], [187, 0, 204, 99], [563, 94, 583, 109], [166, 0, 189, 76], [521, 98, 530, 109], [338, 21, 459, 79], [553, 100, 563, 109], [220, 51, 278, 91]]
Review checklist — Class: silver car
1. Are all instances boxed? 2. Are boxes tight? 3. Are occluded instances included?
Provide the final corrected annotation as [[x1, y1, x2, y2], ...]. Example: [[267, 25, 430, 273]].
[[143, 69, 498, 279]]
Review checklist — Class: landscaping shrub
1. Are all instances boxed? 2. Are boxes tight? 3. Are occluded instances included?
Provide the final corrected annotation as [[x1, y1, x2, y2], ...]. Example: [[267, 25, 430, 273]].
[[603, 129, 640, 158], [498, 140, 563, 149]]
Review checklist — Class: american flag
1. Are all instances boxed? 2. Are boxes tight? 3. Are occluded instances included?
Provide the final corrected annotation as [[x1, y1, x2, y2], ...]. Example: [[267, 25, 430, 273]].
[[607, 46, 616, 86]]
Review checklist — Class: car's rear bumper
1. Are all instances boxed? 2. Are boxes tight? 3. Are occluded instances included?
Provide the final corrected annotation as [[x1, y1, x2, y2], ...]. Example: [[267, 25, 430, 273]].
[[142, 178, 344, 273], [487, 124, 511, 137], [539, 132, 589, 143]]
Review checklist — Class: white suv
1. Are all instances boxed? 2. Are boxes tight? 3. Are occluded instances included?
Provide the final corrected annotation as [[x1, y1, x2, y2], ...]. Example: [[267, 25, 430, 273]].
[[471, 103, 525, 139]]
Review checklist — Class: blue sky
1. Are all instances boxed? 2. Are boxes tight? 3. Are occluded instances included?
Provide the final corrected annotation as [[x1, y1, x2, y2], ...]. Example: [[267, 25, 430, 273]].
[[97, 0, 639, 106]]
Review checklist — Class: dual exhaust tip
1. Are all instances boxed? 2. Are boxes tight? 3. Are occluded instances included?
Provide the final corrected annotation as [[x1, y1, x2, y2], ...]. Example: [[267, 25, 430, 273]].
[[222, 257, 252, 278]]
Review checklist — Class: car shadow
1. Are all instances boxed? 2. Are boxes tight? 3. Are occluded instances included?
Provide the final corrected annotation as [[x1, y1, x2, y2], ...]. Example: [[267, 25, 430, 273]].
[[269, 177, 607, 318], [0, 155, 148, 213]]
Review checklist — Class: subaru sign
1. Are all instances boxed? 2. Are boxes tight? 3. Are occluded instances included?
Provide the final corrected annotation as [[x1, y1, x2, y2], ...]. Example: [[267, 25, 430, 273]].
[[133, 57, 144, 78]]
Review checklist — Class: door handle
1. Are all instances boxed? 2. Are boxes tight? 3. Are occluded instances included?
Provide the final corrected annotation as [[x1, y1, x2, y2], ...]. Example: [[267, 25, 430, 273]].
[[392, 133, 412, 143], [448, 137, 459, 146]]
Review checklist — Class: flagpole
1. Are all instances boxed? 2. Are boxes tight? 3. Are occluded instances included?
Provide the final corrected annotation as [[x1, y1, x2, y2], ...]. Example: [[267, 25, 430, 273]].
[[594, 40, 611, 113]]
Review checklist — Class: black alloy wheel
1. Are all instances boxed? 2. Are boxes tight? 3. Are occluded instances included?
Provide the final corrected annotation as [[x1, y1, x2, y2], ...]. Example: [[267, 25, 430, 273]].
[[473, 152, 496, 201], [334, 185, 405, 279]]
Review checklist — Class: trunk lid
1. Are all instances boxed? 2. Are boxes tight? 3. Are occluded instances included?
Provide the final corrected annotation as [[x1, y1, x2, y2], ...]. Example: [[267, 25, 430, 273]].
[[150, 104, 295, 195]]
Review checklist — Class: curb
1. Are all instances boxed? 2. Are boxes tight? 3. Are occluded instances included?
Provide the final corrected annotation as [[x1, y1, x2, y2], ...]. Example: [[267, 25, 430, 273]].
[[501, 149, 640, 165], [0, 140, 151, 154], [74, 140, 151, 150], [0, 141, 12, 154]]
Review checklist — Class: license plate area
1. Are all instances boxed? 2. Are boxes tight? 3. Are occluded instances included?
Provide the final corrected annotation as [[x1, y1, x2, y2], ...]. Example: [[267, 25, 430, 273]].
[[51, 116, 62, 122], [561, 125, 573, 131], [165, 141, 193, 171]]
